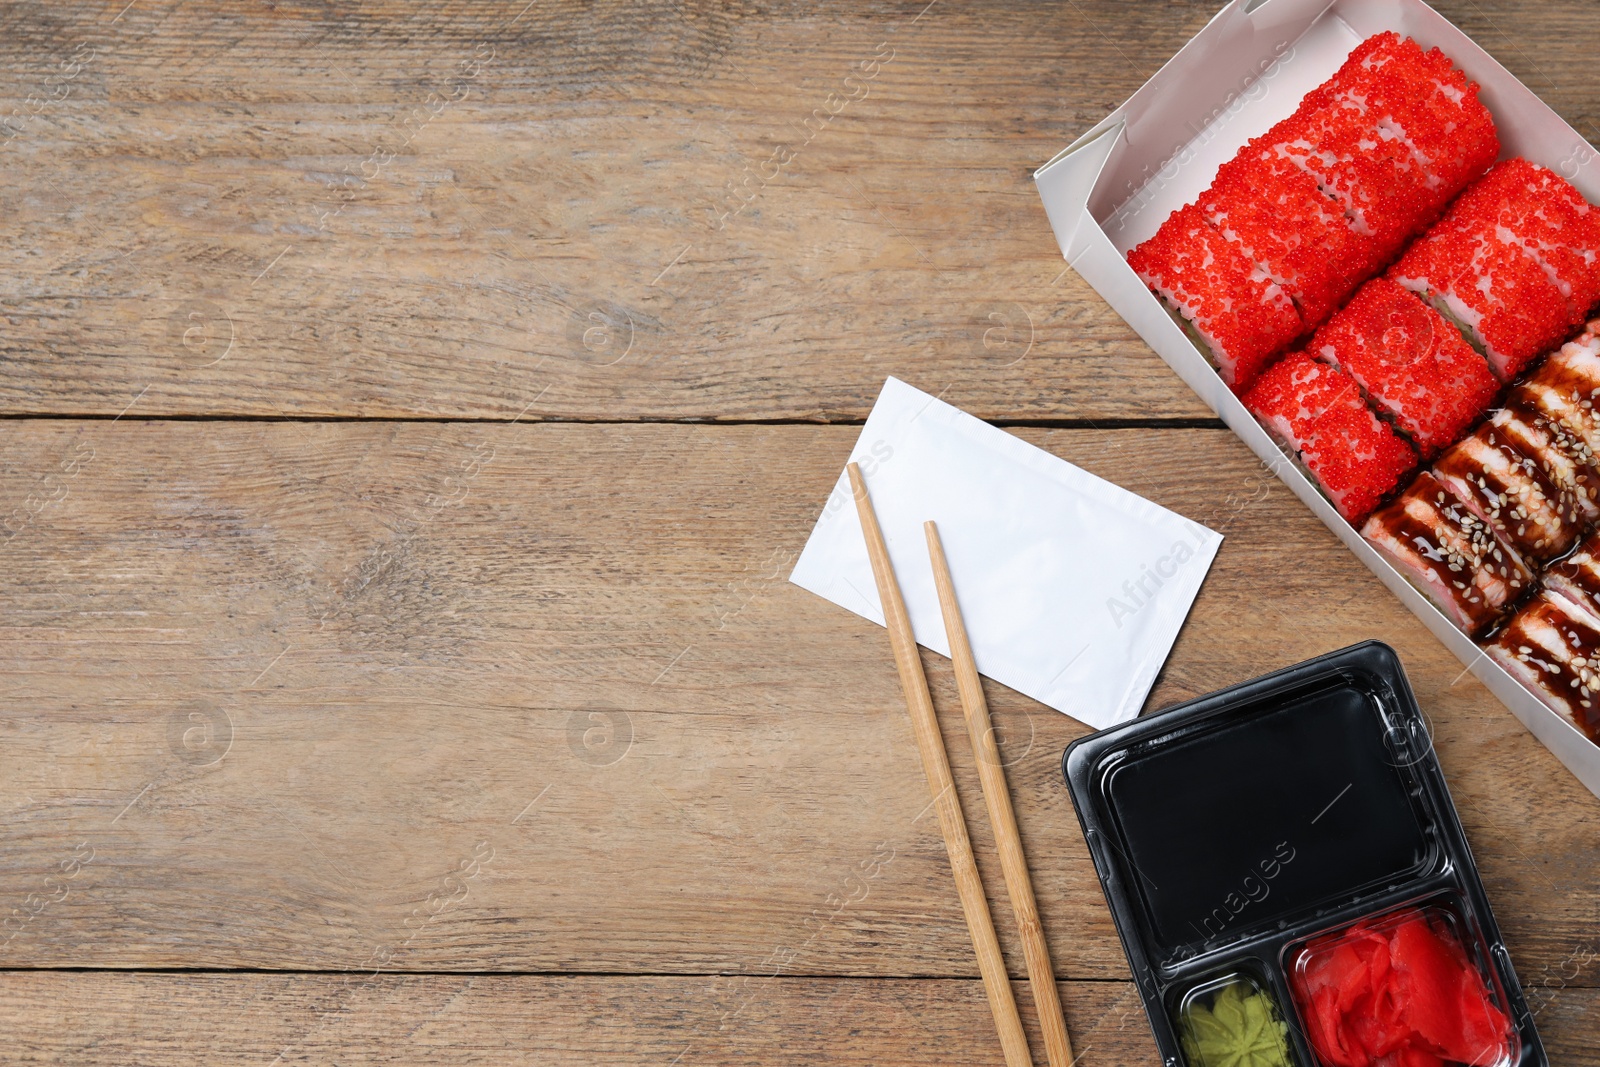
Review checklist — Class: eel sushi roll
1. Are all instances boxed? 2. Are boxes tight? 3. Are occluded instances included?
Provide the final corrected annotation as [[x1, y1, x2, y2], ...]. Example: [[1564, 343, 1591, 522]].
[[1546, 530, 1600, 621], [1312, 277, 1499, 456], [1244, 351, 1417, 523], [1362, 470, 1531, 637], [1512, 332, 1600, 451], [1484, 404, 1600, 529], [1389, 159, 1598, 380], [1485, 590, 1600, 744], [1431, 421, 1585, 563], [1494, 333, 1600, 520], [1127, 202, 1305, 393]]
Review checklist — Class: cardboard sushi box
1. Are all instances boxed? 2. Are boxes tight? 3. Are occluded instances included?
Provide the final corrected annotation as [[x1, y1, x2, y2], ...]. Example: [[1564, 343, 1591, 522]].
[[1034, 0, 1600, 802]]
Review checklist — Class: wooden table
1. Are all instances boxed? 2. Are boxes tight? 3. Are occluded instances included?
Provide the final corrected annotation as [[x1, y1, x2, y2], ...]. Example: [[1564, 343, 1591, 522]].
[[1, 1, 1596, 1062]]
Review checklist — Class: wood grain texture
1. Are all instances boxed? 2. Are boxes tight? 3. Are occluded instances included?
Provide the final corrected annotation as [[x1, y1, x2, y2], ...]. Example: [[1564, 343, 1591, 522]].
[[4, 2, 1600, 1064], [0, 972, 1594, 1066], [2, 975, 1159, 1067], [0, 0, 1594, 420], [0, 421, 1594, 992]]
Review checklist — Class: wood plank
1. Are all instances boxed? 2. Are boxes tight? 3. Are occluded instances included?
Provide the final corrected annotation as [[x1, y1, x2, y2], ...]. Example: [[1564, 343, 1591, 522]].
[[0, 1, 1595, 419], [0, 420, 1596, 984], [0, 972, 1595, 1066], [0, 975, 1149, 1067]]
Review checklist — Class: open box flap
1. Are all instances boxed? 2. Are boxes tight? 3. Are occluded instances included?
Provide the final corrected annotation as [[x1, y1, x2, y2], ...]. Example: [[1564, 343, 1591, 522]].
[[1033, 122, 1121, 262]]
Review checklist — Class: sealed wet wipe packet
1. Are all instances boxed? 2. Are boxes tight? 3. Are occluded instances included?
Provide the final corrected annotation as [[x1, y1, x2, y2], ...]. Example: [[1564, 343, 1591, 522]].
[[790, 377, 1220, 728]]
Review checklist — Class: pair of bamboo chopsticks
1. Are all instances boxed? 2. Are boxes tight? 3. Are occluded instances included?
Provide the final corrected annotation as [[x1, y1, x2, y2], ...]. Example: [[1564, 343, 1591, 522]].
[[847, 463, 1074, 1067]]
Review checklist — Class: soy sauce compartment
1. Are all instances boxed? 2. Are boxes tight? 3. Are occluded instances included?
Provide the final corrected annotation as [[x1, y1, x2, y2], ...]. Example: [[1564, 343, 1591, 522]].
[[1285, 896, 1523, 1067], [1172, 968, 1302, 1067], [1062, 642, 1548, 1067], [1096, 672, 1441, 968]]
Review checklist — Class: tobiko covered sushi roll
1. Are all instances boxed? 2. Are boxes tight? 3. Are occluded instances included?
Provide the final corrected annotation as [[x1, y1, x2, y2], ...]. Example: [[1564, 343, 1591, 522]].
[[1390, 159, 1600, 380], [1244, 351, 1416, 523], [1265, 32, 1497, 249], [1479, 158, 1600, 318], [1128, 203, 1305, 392], [1312, 278, 1499, 456], [1389, 224, 1569, 382], [1200, 152, 1378, 325], [1486, 589, 1600, 744], [1337, 34, 1500, 194], [1127, 32, 1498, 393], [1361, 470, 1531, 637]]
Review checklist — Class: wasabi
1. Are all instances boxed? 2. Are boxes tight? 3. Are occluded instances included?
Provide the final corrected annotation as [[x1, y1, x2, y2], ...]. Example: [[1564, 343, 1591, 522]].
[[1180, 980, 1295, 1067]]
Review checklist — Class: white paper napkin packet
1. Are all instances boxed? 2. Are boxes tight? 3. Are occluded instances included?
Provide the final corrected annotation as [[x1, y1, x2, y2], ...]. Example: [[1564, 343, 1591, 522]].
[[790, 377, 1222, 729]]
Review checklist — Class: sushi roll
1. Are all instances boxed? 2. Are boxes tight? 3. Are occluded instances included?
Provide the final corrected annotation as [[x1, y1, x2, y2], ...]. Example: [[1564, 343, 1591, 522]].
[[1511, 333, 1600, 452], [1126, 31, 1501, 397], [1485, 590, 1600, 744], [1361, 470, 1532, 637], [1247, 109, 1423, 266], [1389, 158, 1592, 380], [1389, 223, 1571, 381], [1335, 32, 1499, 199], [1484, 406, 1600, 536], [1312, 277, 1499, 456], [1244, 351, 1417, 523], [1474, 157, 1600, 321], [1546, 530, 1600, 622], [1255, 33, 1496, 252], [1497, 350, 1600, 489], [1505, 382, 1600, 462], [1538, 329, 1600, 375], [1128, 202, 1306, 393], [1200, 152, 1377, 325], [1431, 422, 1584, 563]]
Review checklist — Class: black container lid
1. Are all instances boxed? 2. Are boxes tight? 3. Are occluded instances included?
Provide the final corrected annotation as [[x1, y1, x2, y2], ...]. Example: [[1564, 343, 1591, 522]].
[[1102, 681, 1433, 960]]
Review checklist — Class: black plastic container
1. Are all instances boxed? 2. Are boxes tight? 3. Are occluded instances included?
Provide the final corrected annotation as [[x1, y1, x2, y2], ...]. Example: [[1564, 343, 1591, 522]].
[[1062, 642, 1545, 1067]]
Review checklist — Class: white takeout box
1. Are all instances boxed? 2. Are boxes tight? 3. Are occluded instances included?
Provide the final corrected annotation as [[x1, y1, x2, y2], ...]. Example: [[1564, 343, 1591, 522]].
[[1035, 0, 1600, 801]]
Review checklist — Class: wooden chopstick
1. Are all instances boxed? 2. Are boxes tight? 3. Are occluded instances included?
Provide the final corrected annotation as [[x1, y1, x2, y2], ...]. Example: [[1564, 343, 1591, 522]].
[[846, 463, 1033, 1067], [926, 520, 1076, 1067]]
